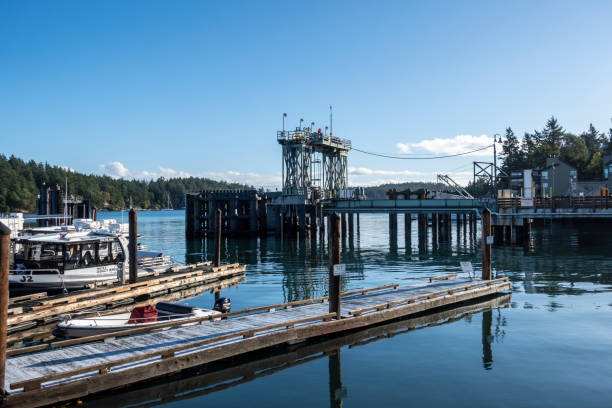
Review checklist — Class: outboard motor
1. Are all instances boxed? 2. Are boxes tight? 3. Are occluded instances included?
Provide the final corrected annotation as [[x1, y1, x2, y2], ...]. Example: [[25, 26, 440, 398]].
[[213, 297, 231, 314]]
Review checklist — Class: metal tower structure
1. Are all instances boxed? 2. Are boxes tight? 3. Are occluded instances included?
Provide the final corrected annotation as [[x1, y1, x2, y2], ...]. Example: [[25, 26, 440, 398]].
[[277, 128, 351, 199]]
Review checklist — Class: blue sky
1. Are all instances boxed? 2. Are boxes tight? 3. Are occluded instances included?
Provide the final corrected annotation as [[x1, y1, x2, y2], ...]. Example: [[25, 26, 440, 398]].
[[2, 1, 612, 187]]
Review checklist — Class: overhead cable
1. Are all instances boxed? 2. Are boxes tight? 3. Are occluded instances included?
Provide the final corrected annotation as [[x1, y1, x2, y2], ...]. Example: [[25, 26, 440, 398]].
[[351, 144, 493, 160]]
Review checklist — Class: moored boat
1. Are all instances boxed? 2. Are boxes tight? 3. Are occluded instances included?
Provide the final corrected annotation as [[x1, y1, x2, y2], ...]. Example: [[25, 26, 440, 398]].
[[54, 302, 222, 338], [9, 218, 178, 292]]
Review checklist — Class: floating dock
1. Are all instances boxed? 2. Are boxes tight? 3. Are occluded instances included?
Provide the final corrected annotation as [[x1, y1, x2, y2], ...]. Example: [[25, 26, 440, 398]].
[[3, 275, 510, 408], [7, 262, 246, 335], [80, 292, 511, 408]]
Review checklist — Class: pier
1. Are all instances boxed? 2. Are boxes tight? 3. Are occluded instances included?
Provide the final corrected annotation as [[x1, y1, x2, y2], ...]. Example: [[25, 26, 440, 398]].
[[2, 276, 510, 407]]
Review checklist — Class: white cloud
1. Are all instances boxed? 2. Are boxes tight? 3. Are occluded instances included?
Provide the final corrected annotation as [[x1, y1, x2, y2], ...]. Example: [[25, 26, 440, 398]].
[[348, 167, 425, 176], [204, 171, 281, 188], [98, 161, 281, 188], [397, 134, 494, 156], [159, 167, 192, 178], [396, 143, 411, 153], [100, 161, 130, 178], [60, 165, 75, 173]]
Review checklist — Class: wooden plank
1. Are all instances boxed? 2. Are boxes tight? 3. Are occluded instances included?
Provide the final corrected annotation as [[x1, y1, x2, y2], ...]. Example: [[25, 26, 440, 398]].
[[9, 292, 47, 305], [429, 273, 457, 282]]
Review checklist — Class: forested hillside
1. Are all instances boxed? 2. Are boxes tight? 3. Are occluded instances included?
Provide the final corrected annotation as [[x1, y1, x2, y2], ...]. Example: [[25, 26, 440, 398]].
[[0, 155, 249, 212]]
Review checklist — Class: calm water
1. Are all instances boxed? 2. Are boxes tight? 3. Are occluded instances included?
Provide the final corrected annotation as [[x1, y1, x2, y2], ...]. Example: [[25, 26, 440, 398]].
[[91, 210, 612, 407]]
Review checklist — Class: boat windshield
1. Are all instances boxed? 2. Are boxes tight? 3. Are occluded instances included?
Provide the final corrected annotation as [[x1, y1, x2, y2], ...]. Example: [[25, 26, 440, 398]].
[[15, 238, 125, 271]]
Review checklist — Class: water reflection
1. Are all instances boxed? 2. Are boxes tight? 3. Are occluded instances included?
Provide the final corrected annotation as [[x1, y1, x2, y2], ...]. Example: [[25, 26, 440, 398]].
[[81, 294, 510, 408]]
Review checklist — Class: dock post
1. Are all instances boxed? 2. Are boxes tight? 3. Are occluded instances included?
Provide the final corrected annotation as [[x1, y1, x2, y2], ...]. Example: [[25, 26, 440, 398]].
[[431, 213, 438, 248], [319, 211, 325, 240], [389, 213, 398, 251], [404, 213, 412, 248], [348, 213, 354, 237], [341, 213, 347, 240], [128, 209, 138, 284], [482, 208, 492, 280], [215, 209, 222, 267], [0, 223, 10, 395], [328, 213, 341, 319]]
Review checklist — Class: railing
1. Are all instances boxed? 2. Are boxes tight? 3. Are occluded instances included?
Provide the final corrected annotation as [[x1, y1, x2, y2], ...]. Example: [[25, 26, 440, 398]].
[[138, 255, 173, 268], [497, 197, 612, 210], [276, 130, 351, 149]]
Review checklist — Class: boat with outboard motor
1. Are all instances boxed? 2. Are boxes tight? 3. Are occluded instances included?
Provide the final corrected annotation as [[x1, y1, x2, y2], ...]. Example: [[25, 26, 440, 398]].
[[9, 218, 178, 292], [54, 299, 229, 338]]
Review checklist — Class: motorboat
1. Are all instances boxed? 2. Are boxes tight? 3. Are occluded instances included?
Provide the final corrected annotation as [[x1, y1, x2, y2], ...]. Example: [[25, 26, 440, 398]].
[[9, 218, 178, 292], [54, 302, 222, 338]]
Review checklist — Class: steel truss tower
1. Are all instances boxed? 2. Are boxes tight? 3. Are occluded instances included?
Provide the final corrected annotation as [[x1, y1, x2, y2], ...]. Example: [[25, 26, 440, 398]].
[[278, 129, 351, 199]]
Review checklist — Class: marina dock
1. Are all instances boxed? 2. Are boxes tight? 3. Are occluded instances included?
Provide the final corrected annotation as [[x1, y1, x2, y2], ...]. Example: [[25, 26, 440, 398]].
[[3, 275, 510, 407], [7, 262, 246, 335]]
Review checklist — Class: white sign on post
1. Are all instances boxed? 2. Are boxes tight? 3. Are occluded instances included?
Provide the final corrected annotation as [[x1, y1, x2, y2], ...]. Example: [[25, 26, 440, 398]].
[[486, 235, 494, 245], [333, 264, 346, 277], [460, 261, 474, 276]]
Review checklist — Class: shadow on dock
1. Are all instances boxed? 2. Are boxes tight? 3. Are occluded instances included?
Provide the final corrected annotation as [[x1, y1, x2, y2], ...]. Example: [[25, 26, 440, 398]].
[[81, 293, 510, 408]]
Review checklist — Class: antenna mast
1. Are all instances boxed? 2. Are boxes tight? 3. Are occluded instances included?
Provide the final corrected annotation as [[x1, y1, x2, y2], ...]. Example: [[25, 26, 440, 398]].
[[329, 105, 333, 135]]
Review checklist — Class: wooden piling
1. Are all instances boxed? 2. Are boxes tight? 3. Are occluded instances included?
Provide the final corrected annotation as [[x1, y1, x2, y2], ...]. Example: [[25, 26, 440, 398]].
[[215, 209, 222, 267], [404, 213, 411, 247], [482, 209, 492, 280], [328, 213, 341, 319], [128, 209, 137, 284], [0, 223, 10, 395], [431, 213, 438, 247]]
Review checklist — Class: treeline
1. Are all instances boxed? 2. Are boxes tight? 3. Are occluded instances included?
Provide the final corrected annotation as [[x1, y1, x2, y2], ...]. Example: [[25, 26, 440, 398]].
[[500, 117, 612, 181], [0, 155, 250, 213]]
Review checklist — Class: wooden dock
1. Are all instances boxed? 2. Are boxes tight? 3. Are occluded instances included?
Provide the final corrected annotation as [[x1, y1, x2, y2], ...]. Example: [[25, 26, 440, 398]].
[[6, 274, 245, 349], [7, 262, 246, 334], [80, 293, 511, 408], [3, 275, 510, 407]]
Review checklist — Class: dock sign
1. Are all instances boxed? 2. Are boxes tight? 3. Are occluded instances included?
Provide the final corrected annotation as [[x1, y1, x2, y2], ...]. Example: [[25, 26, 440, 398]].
[[333, 263, 346, 277], [460, 261, 474, 278]]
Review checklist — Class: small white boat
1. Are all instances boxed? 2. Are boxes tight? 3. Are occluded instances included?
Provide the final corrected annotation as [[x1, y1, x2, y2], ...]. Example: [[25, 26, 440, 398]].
[[54, 302, 221, 338]]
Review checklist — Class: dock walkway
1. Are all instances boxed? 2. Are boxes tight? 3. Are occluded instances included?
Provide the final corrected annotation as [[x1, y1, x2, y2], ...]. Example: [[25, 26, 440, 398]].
[[4, 276, 510, 407]]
